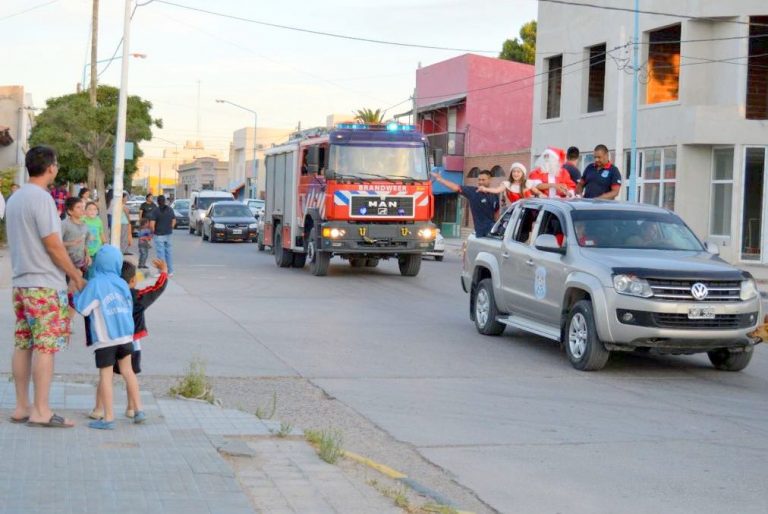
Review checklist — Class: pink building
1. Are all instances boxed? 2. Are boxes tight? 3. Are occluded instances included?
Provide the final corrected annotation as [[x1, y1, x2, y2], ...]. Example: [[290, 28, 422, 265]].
[[407, 54, 534, 236]]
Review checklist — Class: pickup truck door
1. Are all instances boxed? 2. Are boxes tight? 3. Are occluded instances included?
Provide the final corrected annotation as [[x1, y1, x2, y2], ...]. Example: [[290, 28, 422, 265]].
[[500, 205, 542, 317], [528, 208, 569, 324]]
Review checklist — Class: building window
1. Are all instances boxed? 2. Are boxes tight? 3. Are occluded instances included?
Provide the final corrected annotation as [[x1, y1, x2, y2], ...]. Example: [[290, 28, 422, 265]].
[[490, 165, 505, 178], [625, 147, 677, 209], [587, 44, 606, 112], [647, 24, 681, 104], [545, 55, 563, 119], [467, 167, 480, 178], [711, 148, 734, 236], [746, 16, 768, 120]]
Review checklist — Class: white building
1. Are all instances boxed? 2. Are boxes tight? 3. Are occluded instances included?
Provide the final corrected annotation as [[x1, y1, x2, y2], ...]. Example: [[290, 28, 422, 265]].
[[533, 1, 768, 268], [226, 127, 293, 200], [0, 85, 35, 184], [177, 156, 229, 199]]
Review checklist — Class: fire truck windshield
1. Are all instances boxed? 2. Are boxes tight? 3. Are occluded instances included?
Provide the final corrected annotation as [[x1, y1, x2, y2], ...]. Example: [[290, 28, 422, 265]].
[[327, 143, 428, 181]]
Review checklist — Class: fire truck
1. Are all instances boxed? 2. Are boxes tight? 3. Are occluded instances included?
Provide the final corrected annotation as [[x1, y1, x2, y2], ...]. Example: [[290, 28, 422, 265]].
[[262, 122, 436, 277]]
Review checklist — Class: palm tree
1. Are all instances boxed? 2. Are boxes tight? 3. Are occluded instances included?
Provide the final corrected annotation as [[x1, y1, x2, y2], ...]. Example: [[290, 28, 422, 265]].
[[355, 108, 384, 124]]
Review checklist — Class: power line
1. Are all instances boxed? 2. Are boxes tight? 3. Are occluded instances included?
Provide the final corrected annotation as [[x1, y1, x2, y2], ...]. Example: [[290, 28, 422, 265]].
[[0, 0, 59, 21], [97, 2, 142, 79], [152, 0, 499, 54], [538, 0, 768, 27]]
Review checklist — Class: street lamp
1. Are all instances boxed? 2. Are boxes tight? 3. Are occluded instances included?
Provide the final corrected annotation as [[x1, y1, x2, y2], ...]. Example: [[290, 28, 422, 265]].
[[81, 53, 146, 92], [215, 99, 257, 199]]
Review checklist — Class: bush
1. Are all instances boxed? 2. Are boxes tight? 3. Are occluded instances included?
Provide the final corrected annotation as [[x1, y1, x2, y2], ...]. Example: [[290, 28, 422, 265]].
[[169, 358, 214, 403]]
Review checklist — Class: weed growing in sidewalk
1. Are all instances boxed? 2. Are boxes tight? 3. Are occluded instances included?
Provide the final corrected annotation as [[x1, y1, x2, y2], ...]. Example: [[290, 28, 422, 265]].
[[169, 358, 214, 403], [276, 422, 293, 438], [255, 391, 277, 419], [304, 428, 344, 464]]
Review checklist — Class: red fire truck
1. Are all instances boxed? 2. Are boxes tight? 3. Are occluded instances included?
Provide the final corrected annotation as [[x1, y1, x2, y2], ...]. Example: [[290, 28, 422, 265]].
[[262, 122, 436, 277]]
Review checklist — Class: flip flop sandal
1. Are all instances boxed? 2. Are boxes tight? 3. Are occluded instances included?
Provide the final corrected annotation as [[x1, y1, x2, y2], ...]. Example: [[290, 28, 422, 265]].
[[9, 416, 29, 424], [26, 413, 74, 428], [88, 410, 104, 420], [88, 419, 115, 430]]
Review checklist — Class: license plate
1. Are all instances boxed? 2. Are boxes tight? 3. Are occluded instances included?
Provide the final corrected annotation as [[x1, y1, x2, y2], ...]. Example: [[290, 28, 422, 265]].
[[688, 307, 716, 319], [231, 229, 242, 235]]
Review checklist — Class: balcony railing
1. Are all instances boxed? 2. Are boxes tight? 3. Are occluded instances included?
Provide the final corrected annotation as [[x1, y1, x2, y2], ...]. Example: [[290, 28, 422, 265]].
[[426, 132, 465, 156]]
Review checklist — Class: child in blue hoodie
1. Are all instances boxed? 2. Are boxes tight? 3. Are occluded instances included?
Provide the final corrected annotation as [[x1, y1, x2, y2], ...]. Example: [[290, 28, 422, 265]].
[[73, 245, 143, 430]]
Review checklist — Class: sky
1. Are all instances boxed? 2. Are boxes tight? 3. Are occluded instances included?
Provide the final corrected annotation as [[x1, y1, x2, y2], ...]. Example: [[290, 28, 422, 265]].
[[2, 0, 538, 157]]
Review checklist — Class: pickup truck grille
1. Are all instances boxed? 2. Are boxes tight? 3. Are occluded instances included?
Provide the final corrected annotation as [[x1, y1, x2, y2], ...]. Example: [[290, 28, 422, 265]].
[[647, 279, 741, 302], [652, 313, 755, 329]]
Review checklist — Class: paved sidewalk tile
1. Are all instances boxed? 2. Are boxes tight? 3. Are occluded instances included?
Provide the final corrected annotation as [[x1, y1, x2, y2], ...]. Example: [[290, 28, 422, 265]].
[[0, 382, 400, 514]]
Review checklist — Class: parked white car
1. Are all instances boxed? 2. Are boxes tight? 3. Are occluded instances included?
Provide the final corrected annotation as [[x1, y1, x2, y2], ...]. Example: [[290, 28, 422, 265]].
[[189, 190, 235, 236], [423, 230, 445, 261]]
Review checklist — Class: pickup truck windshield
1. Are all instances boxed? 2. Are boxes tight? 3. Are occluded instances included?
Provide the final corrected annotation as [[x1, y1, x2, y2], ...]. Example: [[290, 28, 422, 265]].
[[571, 210, 703, 251], [327, 143, 428, 180]]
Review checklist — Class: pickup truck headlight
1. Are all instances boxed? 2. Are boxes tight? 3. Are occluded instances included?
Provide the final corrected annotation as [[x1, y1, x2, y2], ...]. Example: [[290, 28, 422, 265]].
[[613, 274, 653, 298], [740, 279, 758, 301], [213, 223, 225, 229], [248, 223, 258, 229]]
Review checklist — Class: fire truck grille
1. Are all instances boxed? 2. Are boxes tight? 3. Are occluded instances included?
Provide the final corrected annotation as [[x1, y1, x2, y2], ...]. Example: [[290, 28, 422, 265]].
[[350, 196, 414, 217]]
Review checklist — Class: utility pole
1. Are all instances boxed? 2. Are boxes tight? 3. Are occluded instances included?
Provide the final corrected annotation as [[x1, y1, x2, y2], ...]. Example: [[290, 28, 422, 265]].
[[88, 0, 99, 192], [110, 0, 133, 248], [615, 26, 626, 198], [628, 0, 640, 202]]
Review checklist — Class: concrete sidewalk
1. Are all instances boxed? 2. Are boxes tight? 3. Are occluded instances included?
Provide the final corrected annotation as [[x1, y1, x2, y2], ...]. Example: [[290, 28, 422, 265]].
[[0, 381, 400, 514]]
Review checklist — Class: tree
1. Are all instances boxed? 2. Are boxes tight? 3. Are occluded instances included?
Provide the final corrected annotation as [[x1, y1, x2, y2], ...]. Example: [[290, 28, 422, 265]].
[[355, 108, 384, 124], [29, 85, 161, 214], [500, 20, 536, 65]]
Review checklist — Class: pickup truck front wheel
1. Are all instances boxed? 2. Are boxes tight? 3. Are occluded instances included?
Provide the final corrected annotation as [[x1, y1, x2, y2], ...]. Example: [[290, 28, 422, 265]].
[[707, 348, 753, 371], [565, 300, 610, 371], [473, 279, 505, 336]]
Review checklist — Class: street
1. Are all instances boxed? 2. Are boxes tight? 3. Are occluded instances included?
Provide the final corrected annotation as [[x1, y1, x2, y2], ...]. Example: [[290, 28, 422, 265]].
[[3, 231, 765, 513]]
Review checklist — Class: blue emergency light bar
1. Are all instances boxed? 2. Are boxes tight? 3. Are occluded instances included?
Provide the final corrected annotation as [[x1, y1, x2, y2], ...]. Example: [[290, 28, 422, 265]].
[[335, 123, 417, 132]]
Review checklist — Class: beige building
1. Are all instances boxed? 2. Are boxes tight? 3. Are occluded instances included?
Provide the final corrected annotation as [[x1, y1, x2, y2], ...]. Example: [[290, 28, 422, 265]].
[[134, 140, 223, 197], [0, 85, 35, 183], [177, 156, 229, 198], [227, 127, 294, 200]]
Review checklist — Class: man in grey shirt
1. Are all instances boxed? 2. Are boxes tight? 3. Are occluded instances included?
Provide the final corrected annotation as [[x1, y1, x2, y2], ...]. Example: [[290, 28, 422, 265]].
[[6, 146, 86, 428]]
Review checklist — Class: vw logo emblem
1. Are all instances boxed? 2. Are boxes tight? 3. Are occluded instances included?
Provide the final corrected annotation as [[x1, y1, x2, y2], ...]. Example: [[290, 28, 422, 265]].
[[691, 282, 709, 300]]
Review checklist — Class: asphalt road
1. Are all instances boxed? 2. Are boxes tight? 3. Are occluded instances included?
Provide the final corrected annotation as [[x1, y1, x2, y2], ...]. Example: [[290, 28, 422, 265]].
[[3, 230, 767, 514]]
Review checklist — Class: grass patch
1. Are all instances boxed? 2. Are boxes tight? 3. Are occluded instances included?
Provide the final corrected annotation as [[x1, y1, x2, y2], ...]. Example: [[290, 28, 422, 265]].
[[304, 428, 344, 464], [255, 391, 277, 419], [169, 358, 214, 403], [276, 422, 293, 438]]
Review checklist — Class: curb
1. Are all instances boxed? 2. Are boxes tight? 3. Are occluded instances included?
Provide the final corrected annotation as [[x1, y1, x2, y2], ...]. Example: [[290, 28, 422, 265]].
[[342, 450, 476, 514]]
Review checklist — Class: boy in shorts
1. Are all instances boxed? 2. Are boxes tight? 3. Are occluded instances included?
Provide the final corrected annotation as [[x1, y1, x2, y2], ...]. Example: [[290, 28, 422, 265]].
[[73, 245, 142, 430]]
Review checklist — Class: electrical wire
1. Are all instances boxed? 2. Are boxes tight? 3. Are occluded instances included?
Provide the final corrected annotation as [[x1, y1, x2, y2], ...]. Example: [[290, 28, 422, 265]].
[[97, 2, 143, 79], [151, 0, 499, 54], [0, 0, 59, 22]]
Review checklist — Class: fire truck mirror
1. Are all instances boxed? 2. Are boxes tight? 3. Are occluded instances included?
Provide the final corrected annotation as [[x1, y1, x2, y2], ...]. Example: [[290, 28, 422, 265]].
[[307, 146, 320, 174], [433, 148, 444, 168]]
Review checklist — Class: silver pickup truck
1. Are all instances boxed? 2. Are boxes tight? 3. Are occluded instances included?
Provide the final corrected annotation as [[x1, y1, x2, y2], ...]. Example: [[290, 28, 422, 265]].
[[461, 199, 761, 371]]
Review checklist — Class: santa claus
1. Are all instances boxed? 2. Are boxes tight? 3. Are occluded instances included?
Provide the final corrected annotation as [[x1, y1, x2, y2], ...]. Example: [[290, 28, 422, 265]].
[[528, 147, 576, 198]]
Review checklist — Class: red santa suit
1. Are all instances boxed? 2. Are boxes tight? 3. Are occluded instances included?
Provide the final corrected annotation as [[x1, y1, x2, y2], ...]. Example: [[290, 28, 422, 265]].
[[529, 147, 576, 198]]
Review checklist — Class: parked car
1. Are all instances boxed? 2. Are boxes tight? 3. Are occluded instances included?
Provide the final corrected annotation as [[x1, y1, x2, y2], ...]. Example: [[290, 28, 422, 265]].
[[190, 190, 235, 235], [461, 199, 761, 372], [243, 199, 265, 218], [423, 230, 445, 261], [202, 201, 259, 243], [171, 199, 190, 229], [126, 200, 143, 236]]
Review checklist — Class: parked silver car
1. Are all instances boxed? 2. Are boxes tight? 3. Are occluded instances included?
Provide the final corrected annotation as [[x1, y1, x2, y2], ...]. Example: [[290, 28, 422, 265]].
[[461, 199, 761, 371]]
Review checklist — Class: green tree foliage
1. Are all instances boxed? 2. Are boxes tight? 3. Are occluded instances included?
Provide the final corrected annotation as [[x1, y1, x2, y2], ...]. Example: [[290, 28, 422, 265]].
[[500, 20, 536, 65], [29, 85, 161, 196], [354, 108, 384, 124]]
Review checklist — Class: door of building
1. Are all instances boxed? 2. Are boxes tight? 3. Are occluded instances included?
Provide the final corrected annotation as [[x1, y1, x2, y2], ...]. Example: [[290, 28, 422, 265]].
[[741, 146, 768, 262]]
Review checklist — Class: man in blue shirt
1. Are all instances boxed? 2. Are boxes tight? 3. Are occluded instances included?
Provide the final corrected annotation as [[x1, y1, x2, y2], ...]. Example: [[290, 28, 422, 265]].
[[431, 169, 500, 237], [577, 144, 622, 199]]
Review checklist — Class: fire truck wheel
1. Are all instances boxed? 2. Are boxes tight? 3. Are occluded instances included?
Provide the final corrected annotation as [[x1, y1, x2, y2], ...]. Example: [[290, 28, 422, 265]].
[[292, 252, 307, 268], [365, 259, 379, 268], [398, 254, 421, 277], [307, 227, 329, 276], [274, 229, 293, 268]]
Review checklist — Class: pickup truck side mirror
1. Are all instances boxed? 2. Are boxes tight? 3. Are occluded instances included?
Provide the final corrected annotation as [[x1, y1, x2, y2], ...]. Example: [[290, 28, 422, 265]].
[[534, 234, 566, 254], [704, 241, 720, 256]]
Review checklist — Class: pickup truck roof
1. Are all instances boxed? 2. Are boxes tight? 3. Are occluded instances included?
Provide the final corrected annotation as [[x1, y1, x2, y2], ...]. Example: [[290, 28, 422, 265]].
[[519, 198, 670, 215]]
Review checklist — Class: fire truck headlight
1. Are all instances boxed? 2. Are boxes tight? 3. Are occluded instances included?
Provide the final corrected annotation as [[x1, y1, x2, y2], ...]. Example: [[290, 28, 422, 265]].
[[418, 228, 435, 240], [330, 228, 345, 238]]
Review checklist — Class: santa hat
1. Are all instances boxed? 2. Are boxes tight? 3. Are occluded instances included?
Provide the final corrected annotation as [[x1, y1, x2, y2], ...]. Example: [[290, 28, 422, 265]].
[[547, 147, 566, 165]]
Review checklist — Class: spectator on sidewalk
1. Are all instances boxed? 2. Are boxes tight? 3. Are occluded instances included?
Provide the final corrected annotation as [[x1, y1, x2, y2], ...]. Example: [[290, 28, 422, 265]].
[[10, 183, 19, 196], [118, 191, 133, 254], [84, 201, 107, 264], [577, 144, 622, 199], [149, 195, 176, 276], [563, 146, 582, 185], [431, 169, 500, 237], [139, 193, 156, 222], [6, 145, 85, 428], [137, 218, 153, 269], [61, 197, 92, 275], [73, 245, 140, 430], [91, 259, 169, 423], [78, 187, 91, 201], [50, 183, 68, 219]]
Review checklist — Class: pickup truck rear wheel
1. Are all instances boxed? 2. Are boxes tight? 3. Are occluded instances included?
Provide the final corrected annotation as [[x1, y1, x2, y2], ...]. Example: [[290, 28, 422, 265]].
[[473, 279, 505, 336], [707, 348, 753, 371], [565, 300, 610, 371]]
